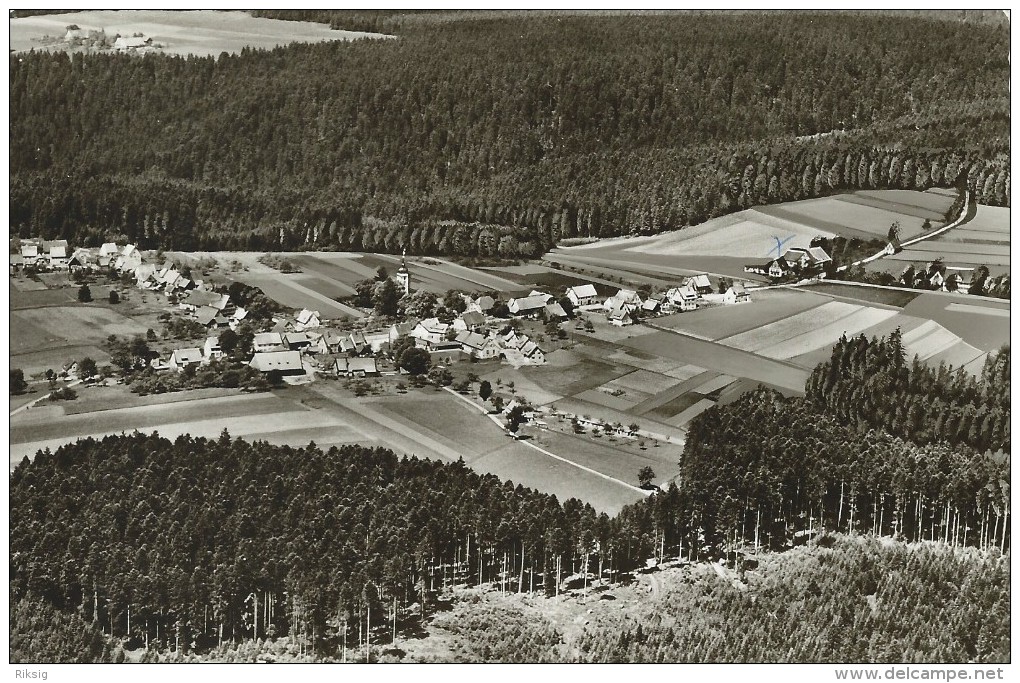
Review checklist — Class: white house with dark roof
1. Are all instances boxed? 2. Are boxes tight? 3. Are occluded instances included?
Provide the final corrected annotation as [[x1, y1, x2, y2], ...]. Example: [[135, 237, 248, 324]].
[[294, 309, 321, 331], [48, 245, 68, 269]]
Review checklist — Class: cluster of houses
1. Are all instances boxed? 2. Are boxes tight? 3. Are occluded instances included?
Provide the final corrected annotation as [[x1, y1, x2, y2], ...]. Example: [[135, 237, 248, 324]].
[[743, 245, 832, 281], [901, 260, 966, 292], [11, 238, 71, 273], [563, 273, 750, 327]]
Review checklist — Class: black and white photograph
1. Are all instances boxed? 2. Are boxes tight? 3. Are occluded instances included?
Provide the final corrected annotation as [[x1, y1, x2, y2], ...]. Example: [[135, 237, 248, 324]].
[[6, 7, 1011, 675]]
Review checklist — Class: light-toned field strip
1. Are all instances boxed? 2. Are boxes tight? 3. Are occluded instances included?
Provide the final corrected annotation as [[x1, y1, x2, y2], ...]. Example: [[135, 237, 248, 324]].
[[720, 301, 860, 352], [757, 307, 898, 360], [902, 321, 962, 360], [10, 410, 360, 469], [689, 373, 737, 396], [925, 341, 984, 372], [609, 369, 681, 395], [898, 241, 1011, 256], [937, 229, 1010, 243], [885, 251, 1010, 267], [668, 398, 716, 427], [943, 303, 1011, 318]]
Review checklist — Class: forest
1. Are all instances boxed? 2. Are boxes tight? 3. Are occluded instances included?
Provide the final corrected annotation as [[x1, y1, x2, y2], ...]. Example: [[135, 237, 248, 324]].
[[9, 12, 1010, 254]]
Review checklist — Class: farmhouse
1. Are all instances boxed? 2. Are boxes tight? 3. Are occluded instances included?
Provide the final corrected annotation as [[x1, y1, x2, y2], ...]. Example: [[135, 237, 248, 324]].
[[411, 318, 451, 349], [641, 298, 662, 314], [284, 332, 313, 351], [114, 34, 152, 50], [182, 289, 231, 312], [603, 289, 642, 313], [48, 245, 68, 269], [249, 350, 305, 375], [100, 243, 120, 258], [545, 301, 569, 320], [9, 254, 25, 274], [115, 244, 143, 273], [456, 331, 502, 359], [203, 337, 223, 361], [253, 332, 285, 353], [518, 340, 545, 364], [169, 348, 203, 372], [194, 306, 228, 329], [20, 244, 39, 265], [453, 310, 487, 332], [607, 303, 634, 326], [724, 284, 752, 305], [508, 295, 549, 318], [782, 246, 831, 272], [502, 329, 524, 349], [334, 356, 379, 377], [566, 284, 599, 308], [294, 308, 321, 331], [340, 331, 369, 355], [134, 263, 157, 285], [315, 329, 346, 355], [665, 285, 699, 311], [685, 274, 714, 295], [389, 321, 417, 343]]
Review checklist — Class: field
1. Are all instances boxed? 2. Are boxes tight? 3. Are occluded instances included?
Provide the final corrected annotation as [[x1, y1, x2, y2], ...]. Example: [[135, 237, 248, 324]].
[[10, 277, 159, 377], [552, 189, 962, 285], [9, 10, 390, 57], [883, 204, 1010, 275], [653, 288, 828, 340]]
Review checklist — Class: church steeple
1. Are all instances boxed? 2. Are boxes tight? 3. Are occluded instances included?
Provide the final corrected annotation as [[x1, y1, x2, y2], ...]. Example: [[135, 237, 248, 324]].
[[396, 248, 410, 295]]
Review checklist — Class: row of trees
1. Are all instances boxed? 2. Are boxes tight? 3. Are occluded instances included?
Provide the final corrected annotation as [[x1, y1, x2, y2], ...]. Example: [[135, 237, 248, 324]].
[[806, 330, 1009, 453], [10, 13, 1008, 254]]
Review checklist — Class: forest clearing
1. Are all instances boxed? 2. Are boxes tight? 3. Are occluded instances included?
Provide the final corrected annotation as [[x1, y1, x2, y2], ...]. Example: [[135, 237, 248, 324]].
[[9, 10, 390, 57]]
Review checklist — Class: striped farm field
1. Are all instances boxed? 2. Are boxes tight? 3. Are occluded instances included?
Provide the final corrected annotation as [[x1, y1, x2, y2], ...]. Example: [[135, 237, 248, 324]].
[[902, 321, 964, 360], [720, 301, 861, 353], [924, 340, 985, 371], [753, 306, 898, 360], [757, 196, 940, 241]]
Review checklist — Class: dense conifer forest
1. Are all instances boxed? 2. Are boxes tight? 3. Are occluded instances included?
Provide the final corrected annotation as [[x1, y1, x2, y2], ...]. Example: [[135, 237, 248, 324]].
[[10, 12, 1009, 254]]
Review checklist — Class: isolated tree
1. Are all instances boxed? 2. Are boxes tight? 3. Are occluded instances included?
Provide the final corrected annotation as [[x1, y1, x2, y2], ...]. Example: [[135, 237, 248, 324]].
[[628, 423, 640, 434], [375, 266, 389, 282], [78, 357, 98, 380], [146, 328, 158, 343], [506, 405, 528, 432], [887, 221, 901, 243], [218, 328, 239, 355], [638, 466, 656, 488], [373, 279, 401, 317], [108, 290, 120, 304], [479, 380, 492, 402], [490, 395, 505, 413], [399, 347, 431, 376], [922, 218, 932, 231], [10, 369, 27, 395], [77, 284, 92, 303]]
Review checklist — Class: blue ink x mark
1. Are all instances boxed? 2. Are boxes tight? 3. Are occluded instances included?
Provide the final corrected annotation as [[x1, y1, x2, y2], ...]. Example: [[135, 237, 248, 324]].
[[768, 235, 795, 257]]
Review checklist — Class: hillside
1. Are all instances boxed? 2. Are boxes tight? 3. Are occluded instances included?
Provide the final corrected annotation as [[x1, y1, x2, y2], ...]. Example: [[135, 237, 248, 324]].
[[9, 11, 1009, 255], [104, 535, 1011, 663]]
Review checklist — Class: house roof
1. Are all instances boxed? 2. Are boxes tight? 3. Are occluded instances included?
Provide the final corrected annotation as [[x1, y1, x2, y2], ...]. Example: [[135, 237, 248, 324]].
[[100, 243, 119, 256], [461, 311, 486, 327], [204, 337, 221, 352], [608, 305, 630, 320], [21, 245, 38, 257], [10, 254, 25, 265], [545, 302, 568, 318], [614, 289, 640, 303], [254, 332, 284, 347], [687, 274, 712, 289], [335, 356, 378, 373], [43, 239, 68, 252], [249, 351, 303, 373], [391, 321, 416, 336], [509, 295, 548, 312], [172, 348, 203, 364], [456, 331, 488, 349], [728, 284, 748, 296], [349, 330, 367, 344], [520, 341, 542, 357], [566, 284, 598, 299], [642, 298, 661, 311], [195, 307, 220, 326], [284, 332, 311, 345], [417, 318, 449, 334], [49, 245, 67, 258], [296, 308, 320, 325], [185, 289, 229, 310]]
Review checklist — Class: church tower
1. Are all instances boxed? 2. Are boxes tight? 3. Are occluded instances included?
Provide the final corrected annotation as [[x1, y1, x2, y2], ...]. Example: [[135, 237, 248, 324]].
[[396, 248, 410, 295]]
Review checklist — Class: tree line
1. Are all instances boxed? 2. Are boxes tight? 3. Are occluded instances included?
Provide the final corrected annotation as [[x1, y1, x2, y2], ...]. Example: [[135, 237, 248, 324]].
[[10, 13, 1009, 255], [806, 330, 1009, 454]]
